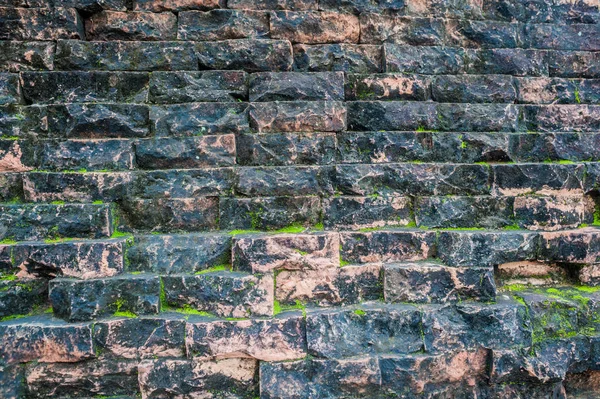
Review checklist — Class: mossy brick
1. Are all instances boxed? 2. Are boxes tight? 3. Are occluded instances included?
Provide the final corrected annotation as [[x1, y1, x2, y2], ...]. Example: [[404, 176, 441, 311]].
[[235, 165, 335, 197], [323, 195, 413, 230], [178, 10, 269, 41], [340, 230, 436, 264], [0, 278, 47, 319]]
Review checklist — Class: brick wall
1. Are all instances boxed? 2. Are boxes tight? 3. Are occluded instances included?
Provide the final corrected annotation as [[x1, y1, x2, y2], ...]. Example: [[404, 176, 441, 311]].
[[1, 0, 600, 397]]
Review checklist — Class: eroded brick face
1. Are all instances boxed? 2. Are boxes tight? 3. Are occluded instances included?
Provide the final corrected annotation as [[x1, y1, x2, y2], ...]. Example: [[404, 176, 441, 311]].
[[2, 1, 600, 398]]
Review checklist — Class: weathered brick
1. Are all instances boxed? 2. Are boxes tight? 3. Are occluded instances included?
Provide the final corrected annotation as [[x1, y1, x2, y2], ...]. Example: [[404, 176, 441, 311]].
[[359, 15, 446, 46], [0, 140, 36, 172], [0, 203, 112, 241], [236, 132, 336, 166], [10, 239, 125, 279], [540, 228, 600, 264], [23, 171, 133, 203], [514, 196, 594, 231], [0, 315, 93, 366], [178, 10, 269, 41], [306, 304, 422, 358], [0, 172, 23, 202], [0, 41, 54, 72], [335, 163, 492, 196], [319, 0, 405, 14], [229, 0, 316, 9], [415, 196, 514, 229], [481, 0, 553, 23], [196, 39, 293, 72], [522, 23, 600, 52], [131, 168, 234, 198], [345, 73, 429, 101], [235, 165, 334, 196], [50, 274, 160, 321], [118, 197, 219, 232], [294, 44, 382, 73], [323, 195, 413, 230], [219, 196, 321, 230], [444, 19, 519, 48], [148, 71, 248, 103], [249, 71, 344, 101], [24, 359, 139, 398], [0, 73, 21, 105], [431, 75, 516, 103], [384, 262, 496, 303], [0, 105, 46, 139], [271, 11, 359, 44], [85, 11, 177, 41], [135, 0, 223, 11], [0, 7, 84, 40], [492, 163, 585, 196], [93, 316, 186, 359], [138, 358, 257, 398], [549, 51, 600, 79], [468, 48, 548, 76], [507, 132, 600, 163], [0, 279, 47, 319], [249, 101, 345, 132], [185, 312, 307, 361], [524, 105, 600, 132], [404, 0, 484, 19], [340, 230, 436, 264], [515, 77, 578, 104], [55, 40, 197, 71], [437, 230, 540, 267], [20, 72, 149, 104], [47, 103, 150, 138], [151, 103, 249, 136], [384, 44, 470, 74], [162, 271, 274, 317], [126, 233, 231, 274], [38, 139, 134, 171], [233, 232, 339, 273], [135, 135, 236, 169]]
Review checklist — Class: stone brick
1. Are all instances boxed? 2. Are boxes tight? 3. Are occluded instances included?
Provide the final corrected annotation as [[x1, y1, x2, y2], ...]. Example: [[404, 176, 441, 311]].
[[24, 359, 139, 398], [359, 15, 446, 46], [0, 140, 36, 172], [93, 316, 186, 359], [11, 239, 125, 279], [323, 195, 413, 230], [275, 263, 381, 306], [415, 196, 514, 229], [525, 105, 600, 132], [235, 166, 334, 197], [49, 274, 160, 322], [31, 0, 128, 14], [522, 23, 600, 52], [23, 171, 133, 203], [306, 303, 422, 358], [514, 196, 594, 231], [481, 0, 553, 23], [0, 173, 23, 202], [293, 44, 383, 73], [319, 0, 405, 14], [47, 103, 150, 139], [335, 163, 492, 196], [185, 312, 307, 361], [384, 44, 470, 74], [0, 105, 46, 139], [0, 364, 25, 399], [345, 73, 429, 101], [148, 71, 248, 103], [0, 279, 47, 319], [55, 40, 197, 71], [138, 358, 258, 398], [515, 77, 578, 104], [178, 10, 269, 41], [0, 73, 21, 105], [20, 72, 149, 104], [431, 75, 516, 103], [135, 135, 236, 169], [404, 0, 484, 19], [260, 356, 381, 398], [150, 103, 249, 136], [468, 48, 548, 76], [540, 228, 600, 264], [384, 262, 496, 303], [249, 101, 346, 132], [219, 196, 321, 230], [508, 132, 600, 163], [196, 39, 293, 72], [552, 0, 599, 23], [0, 203, 112, 241], [38, 139, 134, 171], [0, 315, 94, 366], [233, 232, 339, 273], [236, 132, 336, 166], [249, 71, 344, 101], [492, 163, 585, 196], [340, 230, 436, 264], [444, 19, 519, 49], [229, 0, 316, 9], [0, 41, 54, 72], [437, 230, 540, 267], [131, 168, 234, 198], [126, 233, 231, 274], [135, 0, 223, 11], [85, 11, 177, 41], [271, 11, 359, 44], [549, 51, 600, 79], [162, 271, 274, 317], [0, 7, 84, 40], [117, 197, 220, 232]]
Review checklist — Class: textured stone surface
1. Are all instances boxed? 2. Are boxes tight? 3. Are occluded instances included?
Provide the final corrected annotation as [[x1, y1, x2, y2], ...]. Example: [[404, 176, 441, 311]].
[[249, 71, 344, 101], [0, 279, 47, 319], [0, 7, 84, 40], [271, 11, 360, 44], [293, 43, 382, 73], [323, 195, 412, 229], [178, 10, 269, 41], [185, 312, 307, 361], [249, 101, 346, 132], [196, 39, 293, 72], [149, 71, 247, 103], [151, 102, 248, 136], [340, 230, 436, 264], [85, 11, 177, 41], [0, 41, 54, 72]]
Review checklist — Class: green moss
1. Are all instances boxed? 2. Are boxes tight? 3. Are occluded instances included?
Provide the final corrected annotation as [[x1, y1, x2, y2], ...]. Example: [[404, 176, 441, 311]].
[[173, 305, 215, 317], [0, 238, 17, 245], [272, 224, 305, 234], [353, 309, 366, 316], [575, 286, 600, 293], [114, 310, 137, 318], [574, 85, 581, 104], [229, 229, 260, 236], [312, 222, 324, 231], [503, 223, 520, 230], [92, 200, 103, 205], [195, 264, 230, 274], [558, 160, 575, 164], [274, 300, 306, 317], [295, 250, 308, 256], [0, 274, 17, 281], [340, 259, 351, 267], [358, 227, 382, 232], [50, 200, 65, 205], [159, 278, 167, 311]]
